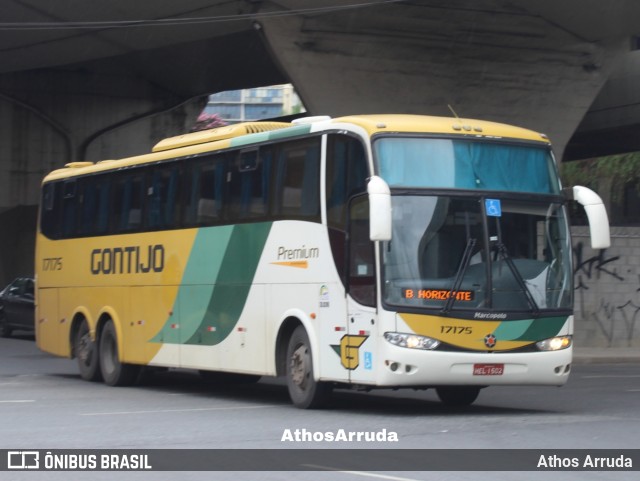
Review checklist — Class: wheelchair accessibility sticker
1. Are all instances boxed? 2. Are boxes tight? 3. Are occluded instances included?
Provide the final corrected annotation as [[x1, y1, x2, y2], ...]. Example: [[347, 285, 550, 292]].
[[485, 199, 502, 217]]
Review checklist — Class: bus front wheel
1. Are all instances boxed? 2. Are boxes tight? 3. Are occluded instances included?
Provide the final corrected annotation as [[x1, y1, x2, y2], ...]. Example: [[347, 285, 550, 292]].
[[99, 320, 139, 386], [286, 325, 332, 409], [75, 320, 102, 382], [435, 386, 481, 407]]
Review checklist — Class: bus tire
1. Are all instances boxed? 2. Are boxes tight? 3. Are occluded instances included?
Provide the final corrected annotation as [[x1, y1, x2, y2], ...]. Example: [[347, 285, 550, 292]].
[[435, 386, 481, 407], [75, 320, 102, 382], [99, 320, 139, 386], [286, 325, 332, 409]]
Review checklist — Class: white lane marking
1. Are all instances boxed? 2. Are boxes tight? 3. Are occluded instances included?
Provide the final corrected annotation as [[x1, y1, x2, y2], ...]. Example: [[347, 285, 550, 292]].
[[81, 404, 277, 416], [0, 400, 35, 403], [582, 375, 640, 379], [303, 465, 423, 481]]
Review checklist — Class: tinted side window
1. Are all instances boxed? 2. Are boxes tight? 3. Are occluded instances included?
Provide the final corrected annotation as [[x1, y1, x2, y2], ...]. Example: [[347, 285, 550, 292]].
[[61, 180, 77, 237], [228, 148, 271, 220], [112, 171, 145, 233], [147, 164, 180, 229], [41, 182, 61, 239], [325, 134, 369, 282], [183, 154, 227, 227], [326, 134, 368, 228], [78, 175, 110, 236], [40, 137, 326, 238], [273, 137, 321, 221], [348, 195, 376, 307]]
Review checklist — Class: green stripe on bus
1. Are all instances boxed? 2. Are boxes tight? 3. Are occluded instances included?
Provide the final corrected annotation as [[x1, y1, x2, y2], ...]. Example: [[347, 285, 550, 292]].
[[150, 226, 234, 344], [514, 316, 567, 341], [184, 222, 272, 345], [266, 124, 311, 140], [493, 316, 567, 341], [229, 132, 273, 147], [150, 223, 272, 346], [228, 124, 311, 148], [492, 318, 533, 340]]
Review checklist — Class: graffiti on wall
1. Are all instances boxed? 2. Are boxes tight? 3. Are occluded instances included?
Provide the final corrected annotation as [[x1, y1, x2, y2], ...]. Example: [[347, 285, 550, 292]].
[[574, 242, 640, 346]]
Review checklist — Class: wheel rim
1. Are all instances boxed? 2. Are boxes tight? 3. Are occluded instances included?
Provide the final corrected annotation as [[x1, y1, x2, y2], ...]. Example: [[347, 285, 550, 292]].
[[290, 344, 310, 390]]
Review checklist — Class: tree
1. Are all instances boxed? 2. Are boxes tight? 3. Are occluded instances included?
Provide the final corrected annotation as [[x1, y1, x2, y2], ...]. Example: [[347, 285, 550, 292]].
[[190, 113, 227, 132]]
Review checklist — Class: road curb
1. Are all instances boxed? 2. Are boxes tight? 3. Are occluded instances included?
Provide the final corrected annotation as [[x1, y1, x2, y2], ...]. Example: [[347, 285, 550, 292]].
[[572, 348, 640, 364]]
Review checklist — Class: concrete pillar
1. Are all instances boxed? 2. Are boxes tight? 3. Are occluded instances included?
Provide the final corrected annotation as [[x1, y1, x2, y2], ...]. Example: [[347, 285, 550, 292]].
[[0, 69, 204, 284]]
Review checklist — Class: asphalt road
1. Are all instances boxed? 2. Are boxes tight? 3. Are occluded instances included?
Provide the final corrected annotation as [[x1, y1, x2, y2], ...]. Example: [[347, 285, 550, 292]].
[[1, 333, 638, 481]]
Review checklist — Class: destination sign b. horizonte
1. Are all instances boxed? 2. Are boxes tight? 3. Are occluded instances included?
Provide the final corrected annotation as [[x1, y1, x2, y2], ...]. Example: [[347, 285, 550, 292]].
[[402, 288, 475, 301], [2, 449, 638, 471]]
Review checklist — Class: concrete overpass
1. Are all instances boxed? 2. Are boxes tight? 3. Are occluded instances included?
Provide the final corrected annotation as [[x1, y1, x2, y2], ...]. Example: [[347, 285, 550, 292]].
[[1, 0, 640, 282]]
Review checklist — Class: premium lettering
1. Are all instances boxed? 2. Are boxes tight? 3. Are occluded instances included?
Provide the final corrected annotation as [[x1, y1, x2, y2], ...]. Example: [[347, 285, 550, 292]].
[[474, 312, 508, 319], [90, 245, 164, 275], [277, 245, 319, 260]]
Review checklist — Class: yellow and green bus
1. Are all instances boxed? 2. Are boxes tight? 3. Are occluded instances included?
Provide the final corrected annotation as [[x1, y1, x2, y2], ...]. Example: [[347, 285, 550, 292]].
[[36, 114, 609, 408]]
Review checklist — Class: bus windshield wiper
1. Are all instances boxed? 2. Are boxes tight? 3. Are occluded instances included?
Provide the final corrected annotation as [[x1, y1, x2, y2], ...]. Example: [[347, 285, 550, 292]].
[[495, 242, 540, 315], [441, 237, 476, 315]]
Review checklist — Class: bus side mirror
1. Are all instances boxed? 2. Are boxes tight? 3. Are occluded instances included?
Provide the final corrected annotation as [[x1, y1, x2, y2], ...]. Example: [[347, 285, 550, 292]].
[[568, 185, 611, 249], [368, 176, 392, 241]]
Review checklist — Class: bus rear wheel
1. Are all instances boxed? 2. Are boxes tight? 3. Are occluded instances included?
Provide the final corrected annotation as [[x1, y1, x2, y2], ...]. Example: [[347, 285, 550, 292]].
[[435, 386, 481, 407], [286, 325, 332, 409], [75, 320, 101, 382], [99, 320, 139, 386]]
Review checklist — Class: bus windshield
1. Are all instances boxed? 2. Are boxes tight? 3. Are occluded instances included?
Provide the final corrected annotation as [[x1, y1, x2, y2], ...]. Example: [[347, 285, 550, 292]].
[[374, 137, 560, 194], [381, 194, 573, 314]]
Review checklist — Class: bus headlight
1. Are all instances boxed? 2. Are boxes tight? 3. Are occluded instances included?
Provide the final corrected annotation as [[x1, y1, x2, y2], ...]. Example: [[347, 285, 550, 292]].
[[536, 336, 572, 351], [384, 332, 440, 350]]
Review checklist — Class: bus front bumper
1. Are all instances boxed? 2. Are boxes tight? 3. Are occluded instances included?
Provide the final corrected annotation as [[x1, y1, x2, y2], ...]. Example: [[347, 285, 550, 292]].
[[373, 344, 572, 388]]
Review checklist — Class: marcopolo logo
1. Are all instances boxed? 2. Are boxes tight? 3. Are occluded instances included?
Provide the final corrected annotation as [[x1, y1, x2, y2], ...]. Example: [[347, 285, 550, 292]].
[[484, 333, 497, 349], [8, 451, 40, 469]]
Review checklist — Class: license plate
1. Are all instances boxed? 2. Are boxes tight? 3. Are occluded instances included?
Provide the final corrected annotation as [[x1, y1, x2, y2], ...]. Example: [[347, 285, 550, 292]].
[[473, 363, 504, 376]]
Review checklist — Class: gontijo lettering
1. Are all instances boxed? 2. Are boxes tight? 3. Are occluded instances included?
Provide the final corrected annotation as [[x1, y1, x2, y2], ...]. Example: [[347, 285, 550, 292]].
[[90, 245, 164, 275]]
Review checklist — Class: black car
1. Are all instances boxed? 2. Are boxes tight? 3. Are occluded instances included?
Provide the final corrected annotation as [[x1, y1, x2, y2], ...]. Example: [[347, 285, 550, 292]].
[[0, 277, 35, 337]]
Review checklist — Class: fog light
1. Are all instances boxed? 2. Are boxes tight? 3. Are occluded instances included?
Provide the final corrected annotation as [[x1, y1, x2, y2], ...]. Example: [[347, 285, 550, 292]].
[[536, 335, 572, 351], [384, 332, 440, 350]]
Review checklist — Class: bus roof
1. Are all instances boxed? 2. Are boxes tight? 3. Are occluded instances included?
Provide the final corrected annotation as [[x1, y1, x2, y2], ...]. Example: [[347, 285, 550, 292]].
[[43, 114, 550, 182], [333, 114, 550, 142]]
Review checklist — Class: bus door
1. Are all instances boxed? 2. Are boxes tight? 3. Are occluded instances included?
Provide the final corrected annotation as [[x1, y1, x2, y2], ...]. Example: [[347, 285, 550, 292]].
[[345, 195, 377, 383]]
